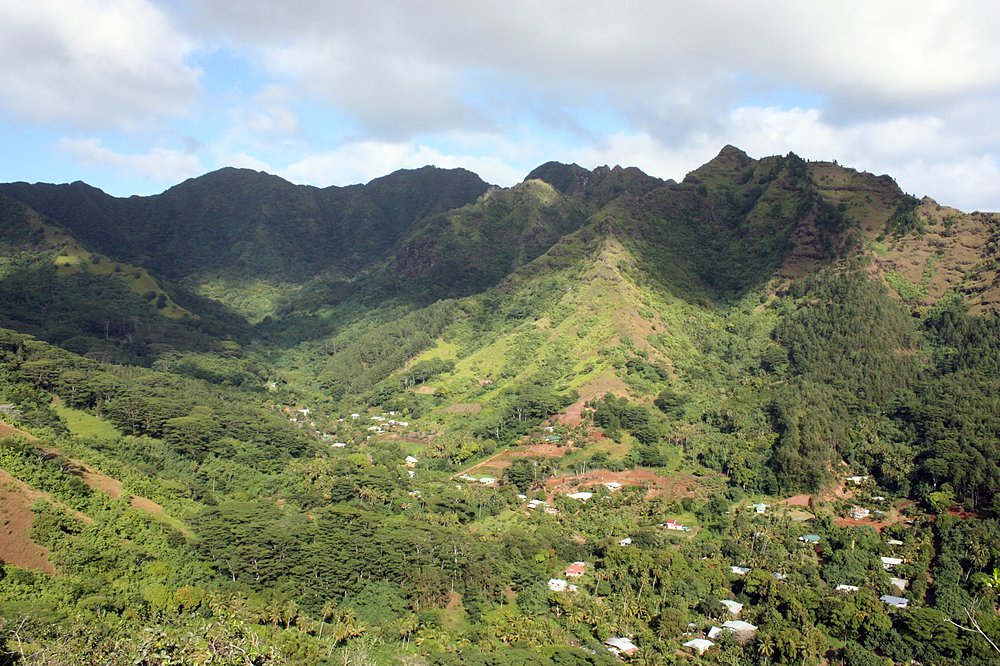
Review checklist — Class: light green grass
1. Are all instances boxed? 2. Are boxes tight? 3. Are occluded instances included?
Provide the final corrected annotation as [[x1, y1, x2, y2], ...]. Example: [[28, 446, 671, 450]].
[[52, 401, 122, 441]]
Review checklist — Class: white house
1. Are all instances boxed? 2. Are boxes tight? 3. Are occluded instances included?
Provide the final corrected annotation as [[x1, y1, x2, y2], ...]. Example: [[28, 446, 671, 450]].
[[566, 491, 593, 501], [547, 578, 577, 592], [881, 556, 903, 570], [850, 506, 871, 520], [881, 594, 909, 608], [836, 584, 860, 593], [719, 599, 744, 616], [604, 637, 639, 657], [683, 638, 715, 655], [722, 620, 758, 636]]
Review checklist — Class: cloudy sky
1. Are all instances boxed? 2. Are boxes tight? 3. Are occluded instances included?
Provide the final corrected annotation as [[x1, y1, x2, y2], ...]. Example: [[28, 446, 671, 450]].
[[2, 1, 999, 211]]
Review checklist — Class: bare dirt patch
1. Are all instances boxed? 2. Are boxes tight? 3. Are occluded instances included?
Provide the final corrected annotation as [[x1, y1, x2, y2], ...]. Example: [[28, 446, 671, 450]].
[[129, 495, 165, 515], [452, 441, 576, 479], [781, 494, 813, 508], [0, 421, 37, 440], [546, 468, 702, 501], [36, 442, 169, 521], [556, 374, 630, 427], [0, 471, 56, 573], [442, 403, 483, 414]]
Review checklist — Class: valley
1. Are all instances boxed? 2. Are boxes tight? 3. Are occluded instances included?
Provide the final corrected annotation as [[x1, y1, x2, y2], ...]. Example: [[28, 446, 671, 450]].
[[0, 148, 998, 664]]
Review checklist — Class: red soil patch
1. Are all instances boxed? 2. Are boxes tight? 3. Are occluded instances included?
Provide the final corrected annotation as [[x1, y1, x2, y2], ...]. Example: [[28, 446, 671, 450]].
[[0, 469, 96, 573], [452, 442, 574, 479], [781, 494, 813, 508], [546, 468, 700, 500], [37, 443, 168, 518], [129, 495, 165, 515], [833, 516, 897, 532], [0, 470, 56, 573], [556, 374, 630, 428], [947, 508, 977, 520], [0, 421, 38, 440], [1, 420, 172, 525]]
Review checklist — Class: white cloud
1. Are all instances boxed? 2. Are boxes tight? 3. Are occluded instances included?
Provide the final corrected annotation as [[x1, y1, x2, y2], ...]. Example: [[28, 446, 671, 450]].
[[235, 85, 301, 137], [0, 0, 200, 129], [5, 1, 999, 210], [281, 139, 525, 187], [58, 137, 203, 183]]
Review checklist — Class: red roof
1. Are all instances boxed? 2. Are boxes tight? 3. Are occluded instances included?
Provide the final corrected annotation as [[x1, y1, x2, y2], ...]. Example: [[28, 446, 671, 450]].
[[564, 561, 586, 576]]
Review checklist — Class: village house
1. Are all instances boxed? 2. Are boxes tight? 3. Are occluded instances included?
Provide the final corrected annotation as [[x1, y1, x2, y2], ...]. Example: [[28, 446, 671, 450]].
[[730, 565, 751, 576], [662, 519, 689, 531], [752, 502, 769, 514], [850, 506, 871, 520], [604, 481, 623, 491], [683, 638, 714, 655], [566, 491, 593, 501], [564, 561, 587, 577], [880, 556, 903, 570], [604, 636, 639, 657], [604, 637, 639, 658], [835, 584, 860, 593], [719, 599, 744, 616], [709, 621, 758, 641], [881, 594, 909, 609], [722, 620, 758, 637], [526, 499, 547, 510], [405, 456, 418, 467], [798, 534, 821, 544], [547, 578, 577, 592], [478, 476, 497, 485], [618, 537, 633, 547], [846, 475, 870, 485], [890, 577, 908, 591]]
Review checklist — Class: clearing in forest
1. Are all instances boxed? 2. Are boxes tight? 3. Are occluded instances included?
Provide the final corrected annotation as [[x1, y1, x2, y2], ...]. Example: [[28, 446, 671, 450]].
[[546, 468, 703, 500], [0, 469, 93, 573]]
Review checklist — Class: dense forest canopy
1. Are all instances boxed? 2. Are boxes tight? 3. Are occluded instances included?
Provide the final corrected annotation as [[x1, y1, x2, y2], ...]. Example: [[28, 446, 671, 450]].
[[0, 149, 999, 664]]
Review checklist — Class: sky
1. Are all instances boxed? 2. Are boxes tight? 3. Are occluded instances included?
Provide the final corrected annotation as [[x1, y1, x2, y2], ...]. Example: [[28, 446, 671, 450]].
[[2, 1, 999, 211]]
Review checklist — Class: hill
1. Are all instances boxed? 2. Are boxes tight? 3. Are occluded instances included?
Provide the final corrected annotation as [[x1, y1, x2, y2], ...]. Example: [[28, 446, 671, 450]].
[[1, 148, 1000, 664]]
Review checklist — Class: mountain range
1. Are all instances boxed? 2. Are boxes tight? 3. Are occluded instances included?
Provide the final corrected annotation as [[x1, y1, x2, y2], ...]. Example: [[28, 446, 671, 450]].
[[1, 146, 1000, 663]]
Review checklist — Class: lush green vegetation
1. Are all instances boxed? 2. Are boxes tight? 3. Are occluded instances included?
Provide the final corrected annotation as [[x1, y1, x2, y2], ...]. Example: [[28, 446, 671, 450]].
[[1, 150, 999, 664]]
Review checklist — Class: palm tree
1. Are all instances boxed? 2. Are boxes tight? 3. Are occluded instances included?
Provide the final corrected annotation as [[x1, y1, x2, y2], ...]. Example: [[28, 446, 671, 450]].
[[757, 633, 776, 664]]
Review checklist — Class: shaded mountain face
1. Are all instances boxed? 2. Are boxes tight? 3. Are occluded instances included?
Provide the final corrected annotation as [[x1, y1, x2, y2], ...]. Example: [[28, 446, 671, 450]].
[[0, 166, 492, 283], [2, 147, 998, 350]]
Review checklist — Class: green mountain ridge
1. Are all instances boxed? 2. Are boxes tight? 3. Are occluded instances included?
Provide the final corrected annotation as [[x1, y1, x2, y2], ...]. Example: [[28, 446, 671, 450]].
[[1, 147, 1000, 664]]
